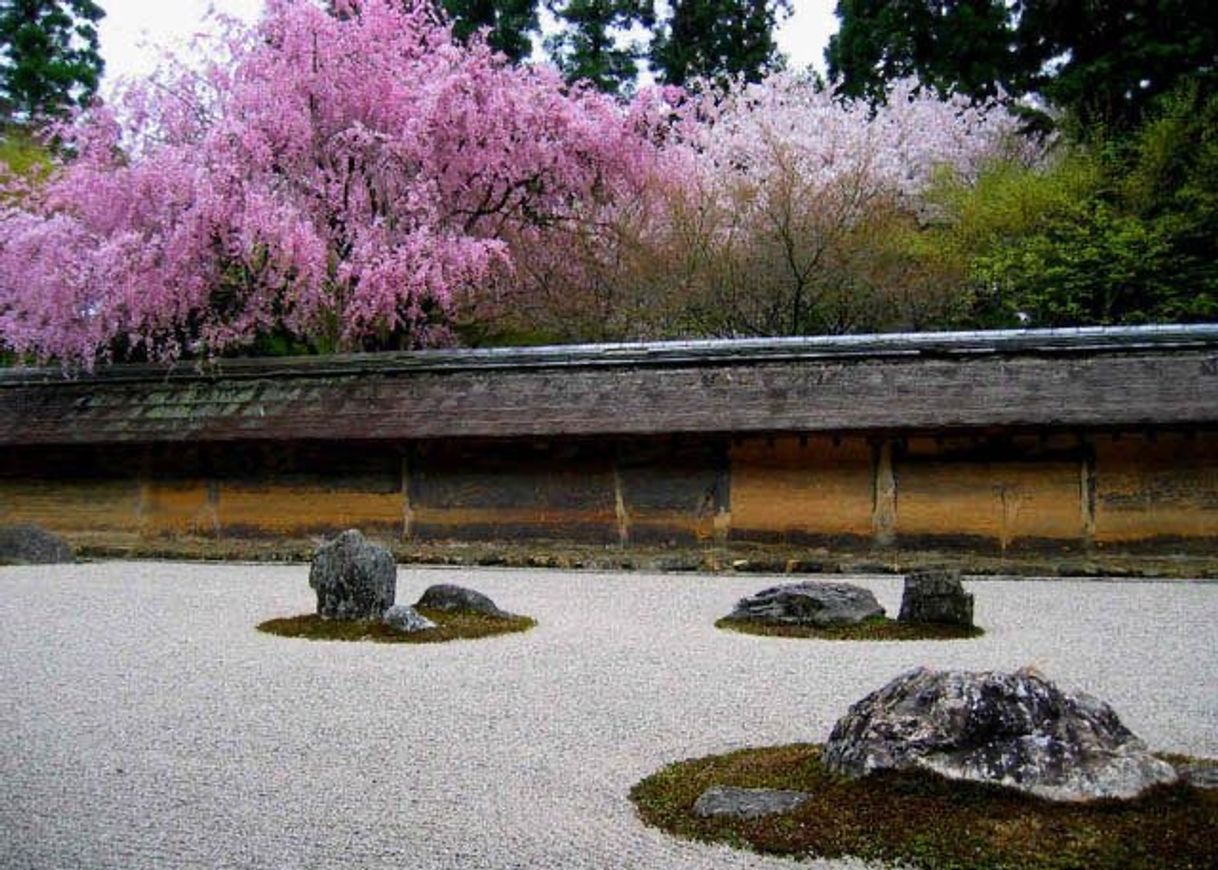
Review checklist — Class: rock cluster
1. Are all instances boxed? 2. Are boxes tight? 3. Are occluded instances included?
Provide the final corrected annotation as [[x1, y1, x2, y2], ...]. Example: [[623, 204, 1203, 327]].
[[898, 568, 974, 627], [825, 666, 1178, 802], [0, 524, 73, 564], [309, 529, 396, 620], [726, 581, 885, 626]]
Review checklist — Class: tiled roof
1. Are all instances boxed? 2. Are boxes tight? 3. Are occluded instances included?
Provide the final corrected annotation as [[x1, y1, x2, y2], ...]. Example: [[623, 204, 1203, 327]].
[[3, 326, 1216, 445]]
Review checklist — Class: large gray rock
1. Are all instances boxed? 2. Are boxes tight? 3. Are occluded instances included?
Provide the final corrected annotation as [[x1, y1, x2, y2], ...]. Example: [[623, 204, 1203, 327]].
[[0, 524, 73, 564], [382, 605, 436, 634], [416, 584, 509, 617], [727, 581, 884, 626], [692, 785, 814, 819], [898, 568, 974, 626], [308, 529, 396, 620], [824, 667, 1178, 802]]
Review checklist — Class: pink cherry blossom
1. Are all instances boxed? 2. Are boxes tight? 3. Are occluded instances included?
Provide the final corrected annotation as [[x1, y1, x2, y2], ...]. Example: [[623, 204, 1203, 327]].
[[0, 0, 659, 366]]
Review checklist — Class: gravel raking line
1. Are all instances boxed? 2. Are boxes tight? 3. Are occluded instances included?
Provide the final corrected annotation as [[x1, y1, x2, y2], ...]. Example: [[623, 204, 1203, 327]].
[[2, 562, 1216, 869]]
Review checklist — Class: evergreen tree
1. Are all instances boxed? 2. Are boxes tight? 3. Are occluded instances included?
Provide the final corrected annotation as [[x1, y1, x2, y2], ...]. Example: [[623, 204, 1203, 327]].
[[826, 1, 1019, 103], [0, 0, 104, 122], [442, 0, 539, 63], [650, 0, 791, 87], [545, 0, 654, 94], [826, 1, 1218, 133]]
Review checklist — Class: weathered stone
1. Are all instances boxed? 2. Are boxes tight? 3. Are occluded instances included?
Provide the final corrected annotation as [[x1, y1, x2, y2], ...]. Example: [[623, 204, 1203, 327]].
[[692, 785, 814, 820], [825, 667, 1178, 802], [308, 529, 396, 620], [416, 583, 509, 617], [382, 605, 436, 634], [727, 581, 885, 626], [0, 524, 73, 564], [898, 568, 974, 626]]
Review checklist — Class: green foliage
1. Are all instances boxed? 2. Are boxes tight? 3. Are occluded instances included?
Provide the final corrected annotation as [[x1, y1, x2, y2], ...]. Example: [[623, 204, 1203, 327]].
[[931, 82, 1218, 329], [828, 1, 1218, 135], [1020, 0, 1218, 134], [441, 0, 539, 63], [827, 1, 1021, 103], [0, 0, 105, 122], [0, 122, 50, 179], [545, 0, 653, 94], [650, 0, 791, 86]]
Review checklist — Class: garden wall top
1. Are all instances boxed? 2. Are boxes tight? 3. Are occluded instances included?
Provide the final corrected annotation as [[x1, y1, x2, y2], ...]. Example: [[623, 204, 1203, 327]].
[[2, 325, 1217, 445]]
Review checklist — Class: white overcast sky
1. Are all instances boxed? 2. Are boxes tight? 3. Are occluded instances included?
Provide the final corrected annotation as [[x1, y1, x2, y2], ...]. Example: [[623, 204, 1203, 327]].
[[97, 1, 839, 92]]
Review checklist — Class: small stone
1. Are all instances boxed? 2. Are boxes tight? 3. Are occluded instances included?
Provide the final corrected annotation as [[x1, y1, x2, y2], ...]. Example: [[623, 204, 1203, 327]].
[[898, 568, 974, 626], [382, 605, 436, 633], [825, 666, 1178, 802], [692, 785, 813, 819], [727, 581, 885, 626], [308, 529, 396, 620], [0, 524, 73, 564], [416, 583, 509, 617]]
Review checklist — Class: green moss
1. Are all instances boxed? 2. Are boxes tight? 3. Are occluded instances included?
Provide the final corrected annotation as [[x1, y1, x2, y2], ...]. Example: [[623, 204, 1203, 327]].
[[257, 607, 535, 643], [630, 744, 1218, 870], [716, 615, 984, 641]]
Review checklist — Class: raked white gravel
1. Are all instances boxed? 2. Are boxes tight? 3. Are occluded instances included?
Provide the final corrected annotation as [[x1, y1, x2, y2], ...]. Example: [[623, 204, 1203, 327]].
[[2, 562, 1216, 869]]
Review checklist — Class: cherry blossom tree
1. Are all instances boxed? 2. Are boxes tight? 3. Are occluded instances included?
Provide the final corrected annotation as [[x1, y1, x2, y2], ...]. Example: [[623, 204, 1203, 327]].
[[0, 0, 661, 366], [647, 73, 1038, 336], [491, 72, 1038, 342]]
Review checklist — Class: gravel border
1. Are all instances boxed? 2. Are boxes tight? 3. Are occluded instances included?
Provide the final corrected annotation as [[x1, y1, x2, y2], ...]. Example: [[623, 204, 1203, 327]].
[[2, 563, 1216, 869]]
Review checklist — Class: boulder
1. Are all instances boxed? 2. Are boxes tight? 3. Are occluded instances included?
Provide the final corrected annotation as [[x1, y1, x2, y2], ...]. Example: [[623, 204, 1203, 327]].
[[382, 605, 437, 634], [824, 667, 1178, 802], [727, 581, 885, 626], [416, 583, 509, 617], [0, 524, 73, 564], [692, 785, 814, 819], [308, 529, 396, 620], [898, 568, 974, 626]]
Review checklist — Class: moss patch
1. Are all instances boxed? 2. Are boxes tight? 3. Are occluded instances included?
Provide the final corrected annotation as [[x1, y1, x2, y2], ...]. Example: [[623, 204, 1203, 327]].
[[257, 607, 535, 643], [716, 615, 983, 641], [630, 744, 1218, 869]]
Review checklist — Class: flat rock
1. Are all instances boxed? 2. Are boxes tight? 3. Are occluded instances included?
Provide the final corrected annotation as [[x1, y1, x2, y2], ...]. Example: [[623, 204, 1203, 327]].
[[692, 785, 814, 819], [727, 581, 885, 626], [0, 524, 73, 564], [416, 584, 509, 617], [308, 529, 396, 620], [382, 605, 436, 633], [898, 568, 974, 626], [825, 666, 1178, 802]]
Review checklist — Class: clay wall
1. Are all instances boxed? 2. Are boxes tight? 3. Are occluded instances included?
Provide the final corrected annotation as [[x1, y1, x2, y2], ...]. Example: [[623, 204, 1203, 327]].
[[2, 430, 1215, 558]]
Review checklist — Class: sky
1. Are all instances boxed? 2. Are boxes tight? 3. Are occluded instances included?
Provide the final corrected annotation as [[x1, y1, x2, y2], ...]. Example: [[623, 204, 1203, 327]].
[[97, 1, 840, 92]]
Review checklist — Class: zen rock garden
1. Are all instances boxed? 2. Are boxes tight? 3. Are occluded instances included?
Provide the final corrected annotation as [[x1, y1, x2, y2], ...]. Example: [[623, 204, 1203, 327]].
[[634, 664, 1218, 867], [632, 571, 1218, 867], [259, 528, 534, 643], [718, 567, 979, 640]]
